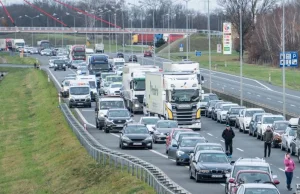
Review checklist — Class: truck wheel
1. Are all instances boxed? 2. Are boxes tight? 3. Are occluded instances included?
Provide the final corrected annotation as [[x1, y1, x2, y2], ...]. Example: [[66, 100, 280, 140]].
[[54, 68, 56, 71]]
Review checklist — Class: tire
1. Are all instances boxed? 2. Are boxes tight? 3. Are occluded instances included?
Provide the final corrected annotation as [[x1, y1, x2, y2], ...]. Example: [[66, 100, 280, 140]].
[[257, 131, 260, 139], [298, 151, 300, 163], [235, 122, 238, 129], [96, 120, 99, 128], [249, 129, 252, 136], [243, 125, 247, 134], [195, 171, 200, 182], [104, 127, 109, 133], [291, 146, 295, 156], [68, 104, 72, 108], [120, 141, 124, 149], [176, 160, 180, 166], [260, 133, 264, 141], [64, 68, 66, 71], [54, 68, 56, 71], [148, 144, 153, 149]]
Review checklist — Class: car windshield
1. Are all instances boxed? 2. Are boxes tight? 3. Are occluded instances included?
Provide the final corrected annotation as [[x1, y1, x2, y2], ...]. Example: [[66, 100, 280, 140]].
[[54, 60, 65, 64], [172, 130, 191, 138], [262, 117, 284, 124], [78, 67, 87, 71], [114, 62, 124, 66], [89, 81, 96, 89], [69, 87, 89, 95], [178, 134, 201, 142], [125, 126, 149, 134], [108, 110, 129, 117], [157, 121, 178, 128], [73, 60, 84, 64], [99, 101, 124, 109], [237, 172, 271, 184], [141, 117, 159, 125], [202, 96, 210, 102], [231, 108, 243, 114], [210, 101, 221, 107], [233, 166, 270, 178], [106, 76, 122, 83], [180, 139, 206, 147], [101, 73, 115, 79], [50, 57, 60, 60], [171, 89, 200, 102], [273, 123, 289, 131], [64, 81, 70, 86], [198, 153, 229, 163], [104, 82, 110, 87], [209, 95, 219, 100], [133, 79, 145, 91], [196, 145, 223, 152], [245, 110, 264, 117], [111, 83, 122, 88], [244, 188, 279, 194], [222, 105, 233, 111]]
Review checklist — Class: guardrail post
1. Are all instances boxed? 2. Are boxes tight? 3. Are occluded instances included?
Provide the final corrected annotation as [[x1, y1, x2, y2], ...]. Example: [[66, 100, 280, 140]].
[[84, 123, 87, 131], [48, 74, 50, 82], [58, 93, 61, 105], [268, 73, 271, 84], [128, 161, 130, 173], [132, 164, 134, 176]]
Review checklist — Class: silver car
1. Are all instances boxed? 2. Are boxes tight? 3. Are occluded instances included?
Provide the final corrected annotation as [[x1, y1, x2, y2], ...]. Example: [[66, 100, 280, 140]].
[[152, 120, 178, 143]]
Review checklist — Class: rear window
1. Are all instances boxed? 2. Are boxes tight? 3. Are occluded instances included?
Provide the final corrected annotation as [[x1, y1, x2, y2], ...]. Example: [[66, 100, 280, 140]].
[[232, 166, 269, 178]]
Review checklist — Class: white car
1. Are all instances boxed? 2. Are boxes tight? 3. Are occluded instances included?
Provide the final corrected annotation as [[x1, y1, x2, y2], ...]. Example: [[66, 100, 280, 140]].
[[139, 116, 160, 132], [60, 77, 76, 97], [216, 103, 239, 123], [107, 82, 122, 96], [76, 66, 88, 75], [281, 126, 297, 153], [115, 66, 124, 75], [102, 82, 111, 95], [236, 183, 280, 194], [256, 114, 285, 140], [238, 108, 265, 133]]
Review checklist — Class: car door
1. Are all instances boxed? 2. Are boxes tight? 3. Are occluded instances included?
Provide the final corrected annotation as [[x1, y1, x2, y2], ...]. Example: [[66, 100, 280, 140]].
[[168, 139, 178, 159], [236, 109, 243, 127], [190, 151, 200, 175], [282, 128, 290, 148]]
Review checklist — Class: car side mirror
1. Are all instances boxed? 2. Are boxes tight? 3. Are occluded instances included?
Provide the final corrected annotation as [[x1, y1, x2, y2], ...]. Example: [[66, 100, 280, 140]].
[[190, 150, 194, 153], [230, 161, 235, 165], [131, 114, 134, 117], [104, 115, 107, 118], [228, 178, 235, 183], [273, 180, 280, 185], [149, 131, 154, 134]]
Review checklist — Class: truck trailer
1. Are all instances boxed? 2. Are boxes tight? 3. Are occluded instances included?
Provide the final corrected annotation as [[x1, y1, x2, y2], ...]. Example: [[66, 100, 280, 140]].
[[122, 65, 159, 113], [144, 72, 201, 130]]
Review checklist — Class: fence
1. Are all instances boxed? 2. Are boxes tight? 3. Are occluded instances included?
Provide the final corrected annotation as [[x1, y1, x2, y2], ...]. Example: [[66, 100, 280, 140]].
[[59, 103, 190, 194], [202, 86, 298, 120]]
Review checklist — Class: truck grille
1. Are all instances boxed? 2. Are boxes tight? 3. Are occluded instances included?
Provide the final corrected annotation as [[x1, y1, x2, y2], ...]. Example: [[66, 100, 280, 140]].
[[172, 105, 197, 124], [210, 170, 224, 174], [75, 99, 85, 102]]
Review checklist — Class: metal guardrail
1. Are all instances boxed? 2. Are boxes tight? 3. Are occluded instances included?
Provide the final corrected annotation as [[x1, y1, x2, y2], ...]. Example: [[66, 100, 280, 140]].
[[202, 86, 298, 120], [0, 27, 197, 34], [59, 103, 190, 194]]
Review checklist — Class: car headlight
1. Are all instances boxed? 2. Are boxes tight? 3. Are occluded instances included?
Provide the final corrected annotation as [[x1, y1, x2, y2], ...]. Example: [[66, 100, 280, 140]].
[[122, 136, 131, 141], [176, 150, 185, 156], [69, 98, 75, 102], [198, 169, 210, 173], [54, 64, 57, 66], [63, 64, 65, 66], [145, 136, 152, 141]]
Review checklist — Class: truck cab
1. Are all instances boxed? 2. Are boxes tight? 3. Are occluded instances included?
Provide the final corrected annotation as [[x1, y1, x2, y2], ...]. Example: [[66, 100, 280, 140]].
[[68, 80, 92, 108], [76, 75, 98, 101]]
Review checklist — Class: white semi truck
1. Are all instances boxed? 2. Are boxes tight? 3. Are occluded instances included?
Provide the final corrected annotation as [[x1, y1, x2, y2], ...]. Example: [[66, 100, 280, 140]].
[[12, 39, 25, 51], [122, 65, 159, 113], [95, 43, 104, 53], [144, 72, 201, 130]]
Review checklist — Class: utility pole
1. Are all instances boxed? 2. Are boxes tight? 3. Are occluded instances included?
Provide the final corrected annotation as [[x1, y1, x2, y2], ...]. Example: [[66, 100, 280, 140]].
[[183, 0, 191, 60], [208, 0, 212, 93], [282, 0, 286, 117], [167, 11, 170, 60], [239, 3, 243, 106]]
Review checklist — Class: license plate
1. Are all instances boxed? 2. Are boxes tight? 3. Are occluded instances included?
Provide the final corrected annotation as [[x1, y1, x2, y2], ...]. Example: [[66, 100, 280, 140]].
[[133, 143, 142, 145], [211, 175, 223, 178], [77, 103, 83, 105], [116, 124, 123, 127]]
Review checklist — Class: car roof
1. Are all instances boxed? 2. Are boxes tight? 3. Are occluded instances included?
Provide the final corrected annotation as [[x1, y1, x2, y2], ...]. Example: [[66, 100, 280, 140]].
[[262, 114, 283, 118], [178, 131, 199, 135], [198, 150, 225, 154], [99, 97, 124, 101], [108, 108, 128, 111], [196, 143, 222, 146], [110, 82, 122, 85], [235, 158, 269, 167], [181, 136, 205, 140], [126, 123, 145, 127], [241, 183, 277, 189], [245, 108, 264, 111], [236, 170, 270, 175], [141, 116, 159, 119], [157, 120, 177, 123]]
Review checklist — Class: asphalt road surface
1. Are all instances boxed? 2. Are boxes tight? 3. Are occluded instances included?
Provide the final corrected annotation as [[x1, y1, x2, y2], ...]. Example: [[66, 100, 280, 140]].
[[129, 54, 300, 116], [35, 55, 300, 194]]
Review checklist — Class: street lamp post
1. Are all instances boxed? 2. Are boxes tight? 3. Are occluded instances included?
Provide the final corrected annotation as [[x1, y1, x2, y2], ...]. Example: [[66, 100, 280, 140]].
[[66, 12, 76, 44], [282, 0, 286, 117], [239, 3, 243, 106], [114, 13, 117, 53], [130, 17, 133, 56], [152, 9, 156, 65], [167, 12, 170, 60], [25, 14, 39, 46], [207, 0, 212, 93], [183, 0, 191, 60]]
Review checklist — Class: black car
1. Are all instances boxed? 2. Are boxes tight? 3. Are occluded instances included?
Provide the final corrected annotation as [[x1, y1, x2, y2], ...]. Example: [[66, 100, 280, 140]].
[[168, 136, 207, 165], [103, 108, 133, 133], [53, 59, 66, 71], [189, 150, 232, 182], [226, 106, 245, 126], [128, 55, 138, 62], [119, 123, 153, 149], [117, 52, 124, 58]]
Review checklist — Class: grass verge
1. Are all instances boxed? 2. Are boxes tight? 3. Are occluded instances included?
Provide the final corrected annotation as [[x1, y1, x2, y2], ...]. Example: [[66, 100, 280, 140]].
[[157, 52, 300, 90], [0, 52, 38, 65], [0, 67, 155, 194]]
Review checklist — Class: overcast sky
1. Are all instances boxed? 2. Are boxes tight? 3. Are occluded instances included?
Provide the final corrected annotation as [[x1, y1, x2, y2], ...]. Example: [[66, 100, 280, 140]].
[[6, 0, 219, 12]]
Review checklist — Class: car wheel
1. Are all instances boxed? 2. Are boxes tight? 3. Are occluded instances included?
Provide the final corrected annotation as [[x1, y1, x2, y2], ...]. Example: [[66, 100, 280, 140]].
[[120, 141, 124, 149], [195, 171, 200, 182], [257, 131, 260, 139], [104, 127, 109, 133], [176, 160, 180, 166], [243, 125, 247, 134], [148, 144, 152, 149], [260, 132, 264, 141], [96, 121, 99, 128], [235, 122, 238, 128], [298, 150, 300, 163], [69, 104, 72, 108], [54, 68, 56, 71]]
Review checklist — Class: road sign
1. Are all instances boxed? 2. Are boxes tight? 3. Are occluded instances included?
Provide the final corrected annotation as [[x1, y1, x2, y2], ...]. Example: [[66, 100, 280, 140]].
[[279, 51, 298, 67], [180, 43, 183, 48], [179, 44, 183, 52], [217, 44, 222, 53], [195, 51, 201, 57]]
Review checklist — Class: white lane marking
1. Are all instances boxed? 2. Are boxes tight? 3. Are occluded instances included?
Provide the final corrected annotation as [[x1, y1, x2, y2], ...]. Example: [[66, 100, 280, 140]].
[[220, 140, 225, 142], [279, 168, 285, 172], [247, 92, 251, 94], [81, 109, 95, 112], [207, 133, 213, 136], [278, 101, 283, 103], [149, 150, 168, 159], [257, 95, 260, 97], [267, 98, 271, 100], [255, 157, 260, 159], [255, 80, 272, 91], [290, 104, 295, 107], [220, 184, 225, 187], [231, 87, 234, 90], [236, 148, 244, 152], [110, 133, 119, 138]]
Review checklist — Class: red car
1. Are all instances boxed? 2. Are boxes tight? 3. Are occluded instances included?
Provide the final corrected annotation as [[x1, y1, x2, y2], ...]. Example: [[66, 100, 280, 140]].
[[144, 50, 152, 57], [228, 170, 279, 194], [165, 128, 192, 154]]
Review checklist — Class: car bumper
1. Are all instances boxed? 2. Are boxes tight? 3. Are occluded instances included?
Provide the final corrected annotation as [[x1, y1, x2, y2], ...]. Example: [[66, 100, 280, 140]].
[[69, 101, 91, 107], [176, 154, 190, 164], [106, 123, 125, 131], [179, 122, 201, 130], [121, 140, 152, 148], [196, 173, 227, 181]]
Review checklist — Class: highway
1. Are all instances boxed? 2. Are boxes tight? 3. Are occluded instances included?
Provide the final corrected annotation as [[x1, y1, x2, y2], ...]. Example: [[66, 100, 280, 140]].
[[134, 54, 300, 116], [35, 55, 300, 194]]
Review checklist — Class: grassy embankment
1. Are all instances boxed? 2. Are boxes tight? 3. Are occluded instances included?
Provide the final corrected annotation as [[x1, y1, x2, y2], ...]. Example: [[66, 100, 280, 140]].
[[0, 67, 155, 194], [0, 52, 38, 65], [157, 34, 300, 90]]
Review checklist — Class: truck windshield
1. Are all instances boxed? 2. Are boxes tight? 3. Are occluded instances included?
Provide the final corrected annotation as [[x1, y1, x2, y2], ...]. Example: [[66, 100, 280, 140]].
[[69, 87, 90, 95], [74, 51, 85, 56], [171, 89, 200, 102], [114, 62, 124, 66], [41, 42, 50, 48], [106, 76, 122, 83], [89, 81, 96, 89], [101, 73, 115, 79], [16, 43, 25, 47], [92, 63, 110, 70], [133, 79, 145, 91]]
